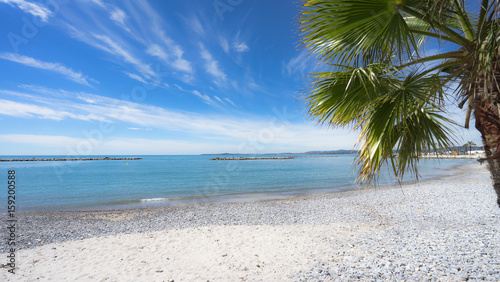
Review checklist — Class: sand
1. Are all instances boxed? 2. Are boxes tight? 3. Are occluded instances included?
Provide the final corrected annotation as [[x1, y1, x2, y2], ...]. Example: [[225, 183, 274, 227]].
[[2, 162, 499, 281]]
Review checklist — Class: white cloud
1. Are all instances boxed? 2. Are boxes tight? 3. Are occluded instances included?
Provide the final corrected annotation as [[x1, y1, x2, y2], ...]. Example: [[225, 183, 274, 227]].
[[187, 16, 204, 35], [158, 37, 194, 73], [181, 74, 195, 84], [224, 97, 236, 107], [124, 72, 147, 84], [61, 1, 194, 82], [93, 34, 156, 79], [0, 134, 233, 155], [109, 7, 132, 33], [146, 44, 167, 61], [0, 53, 91, 86], [214, 96, 223, 103], [63, 23, 158, 81], [0, 134, 81, 147], [0, 87, 362, 153], [248, 82, 259, 89], [233, 41, 249, 52], [172, 57, 193, 73], [147, 42, 193, 74], [126, 1, 193, 74], [87, 0, 105, 8], [192, 90, 214, 105], [219, 37, 230, 53], [0, 99, 105, 121], [110, 8, 127, 26], [284, 50, 312, 76], [64, 23, 112, 52], [0, 0, 51, 22], [199, 44, 227, 84]]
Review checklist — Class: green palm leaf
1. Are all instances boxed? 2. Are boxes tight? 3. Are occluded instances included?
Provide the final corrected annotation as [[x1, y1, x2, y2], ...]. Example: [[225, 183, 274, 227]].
[[300, 0, 500, 207], [301, 0, 419, 67]]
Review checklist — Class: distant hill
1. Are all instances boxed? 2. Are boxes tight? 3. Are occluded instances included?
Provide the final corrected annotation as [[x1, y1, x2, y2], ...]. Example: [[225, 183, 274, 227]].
[[304, 150, 358, 155], [201, 150, 359, 156]]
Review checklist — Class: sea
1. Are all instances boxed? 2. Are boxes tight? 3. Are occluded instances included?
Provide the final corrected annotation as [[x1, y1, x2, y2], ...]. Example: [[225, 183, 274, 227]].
[[0, 155, 475, 212]]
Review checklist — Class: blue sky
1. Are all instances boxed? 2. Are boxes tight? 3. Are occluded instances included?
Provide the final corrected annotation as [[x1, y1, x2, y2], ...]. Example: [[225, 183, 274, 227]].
[[0, 0, 481, 155]]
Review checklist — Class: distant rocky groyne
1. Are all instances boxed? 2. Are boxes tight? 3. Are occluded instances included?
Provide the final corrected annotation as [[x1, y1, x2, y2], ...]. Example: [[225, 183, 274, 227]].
[[211, 156, 337, 161], [0, 157, 142, 162]]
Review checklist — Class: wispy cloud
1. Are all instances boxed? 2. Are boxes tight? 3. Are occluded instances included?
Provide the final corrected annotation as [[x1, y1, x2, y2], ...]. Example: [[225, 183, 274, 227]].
[[124, 72, 148, 84], [214, 96, 223, 103], [284, 50, 312, 76], [0, 134, 233, 155], [220, 35, 249, 53], [175, 84, 219, 107], [156, 35, 194, 74], [181, 74, 195, 84], [0, 134, 82, 147], [219, 37, 230, 53], [0, 53, 92, 86], [186, 16, 205, 36], [146, 44, 167, 61], [61, 1, 194, 85], [232, 31, 250, 53], [233, 41, 249, 52], [93, 34, 156, 79], [171, 56, 193, 74], [0, 0, 52, 22], [0, 99, 105, 121], [146, 43, 193, 74], [192, 90, 215, 106], [109, 7, 132, 33], [63, 22, 158, 83], [110, 7, 127, 25], [224, 97, 236, 107], [87, 0, 105, 8], [128, 127, 151, 131], [199, 44, 227, 85], [126, 1, 193, 74], [65, 20, 158, 84], [0, 86, 360, 153]]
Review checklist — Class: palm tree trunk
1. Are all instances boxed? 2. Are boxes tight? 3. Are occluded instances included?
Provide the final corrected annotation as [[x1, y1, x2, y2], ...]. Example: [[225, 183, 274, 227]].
[[474, 103, 500, 208]]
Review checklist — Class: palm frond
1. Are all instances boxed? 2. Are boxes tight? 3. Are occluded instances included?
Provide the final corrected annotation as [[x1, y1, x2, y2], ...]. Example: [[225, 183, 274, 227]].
[[300, 0, 419, 67], [304, 63, 397, 128], [299, 0, 498, 187], [355, 71, 456, 184]]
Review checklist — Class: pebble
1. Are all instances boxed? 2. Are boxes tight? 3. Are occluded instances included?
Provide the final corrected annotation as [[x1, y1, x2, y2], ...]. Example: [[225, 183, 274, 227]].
[[2, 162, 499, 280]]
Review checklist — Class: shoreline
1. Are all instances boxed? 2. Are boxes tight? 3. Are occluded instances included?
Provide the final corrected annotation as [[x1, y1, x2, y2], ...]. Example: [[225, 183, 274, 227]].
[[2, 161, 499, 280], [0, 161, 485, 249], [420, 155, 480, 159], [12, 159, 476, 213]]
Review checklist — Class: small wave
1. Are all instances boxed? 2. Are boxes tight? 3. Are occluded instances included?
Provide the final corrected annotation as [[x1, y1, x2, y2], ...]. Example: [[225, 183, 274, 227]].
[[139, 195, 210, 203], [140, 197, 169, 202]]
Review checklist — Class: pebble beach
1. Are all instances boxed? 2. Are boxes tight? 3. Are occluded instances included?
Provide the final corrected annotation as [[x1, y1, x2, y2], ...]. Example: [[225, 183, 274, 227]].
[[1, 161, 499, 281]]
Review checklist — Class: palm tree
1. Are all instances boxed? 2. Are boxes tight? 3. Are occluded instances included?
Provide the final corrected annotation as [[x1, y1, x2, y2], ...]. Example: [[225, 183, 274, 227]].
[[300, 0, 500, 207], [464, 140, 477, 155]]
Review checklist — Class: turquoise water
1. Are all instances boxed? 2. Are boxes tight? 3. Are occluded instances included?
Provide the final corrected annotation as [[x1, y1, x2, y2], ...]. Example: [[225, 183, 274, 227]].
[[0, 155, 473, 211]]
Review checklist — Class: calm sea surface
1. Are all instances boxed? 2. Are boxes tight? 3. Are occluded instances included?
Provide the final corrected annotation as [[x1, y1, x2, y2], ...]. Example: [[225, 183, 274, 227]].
[[0, 155, 474, 211]]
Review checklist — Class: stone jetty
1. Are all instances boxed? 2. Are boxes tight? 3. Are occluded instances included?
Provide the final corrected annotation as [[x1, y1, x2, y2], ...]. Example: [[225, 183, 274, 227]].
[[0, 157, 142, 162]]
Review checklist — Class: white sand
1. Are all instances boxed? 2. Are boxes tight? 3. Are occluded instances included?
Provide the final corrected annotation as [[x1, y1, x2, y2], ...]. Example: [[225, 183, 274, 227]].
[[2, 162, 499, 281], [8, 224, 368, 281]]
